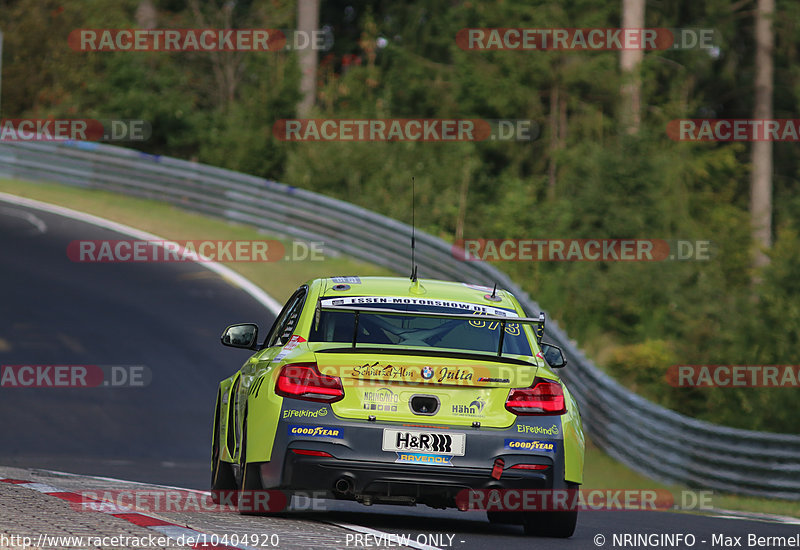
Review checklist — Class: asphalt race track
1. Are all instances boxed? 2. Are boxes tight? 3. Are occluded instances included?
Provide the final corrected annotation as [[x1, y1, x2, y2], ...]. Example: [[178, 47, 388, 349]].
[[0, 199, 274, 488], [1, 198, 797, 549]]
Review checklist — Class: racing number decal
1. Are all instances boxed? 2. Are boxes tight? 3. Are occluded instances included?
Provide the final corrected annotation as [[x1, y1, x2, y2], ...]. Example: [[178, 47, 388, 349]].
[[468, 317, 521, 335]]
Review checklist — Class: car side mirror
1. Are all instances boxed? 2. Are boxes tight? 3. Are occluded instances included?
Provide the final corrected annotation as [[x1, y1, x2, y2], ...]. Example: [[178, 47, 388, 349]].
[[221, 323, 259, 349], [541, 343, 567, 368]]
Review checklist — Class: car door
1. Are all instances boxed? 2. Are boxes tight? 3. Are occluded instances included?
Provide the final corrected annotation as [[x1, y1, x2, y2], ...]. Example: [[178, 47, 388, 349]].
[[232, 286, 309, 456]]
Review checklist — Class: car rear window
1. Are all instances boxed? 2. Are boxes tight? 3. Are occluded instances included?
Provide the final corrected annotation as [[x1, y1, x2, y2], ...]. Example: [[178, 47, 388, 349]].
[[309, 299, 533, 356]]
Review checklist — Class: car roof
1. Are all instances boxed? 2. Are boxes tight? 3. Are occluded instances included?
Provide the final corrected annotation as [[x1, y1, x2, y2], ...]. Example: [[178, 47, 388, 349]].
[[316, 276, 521, 311]]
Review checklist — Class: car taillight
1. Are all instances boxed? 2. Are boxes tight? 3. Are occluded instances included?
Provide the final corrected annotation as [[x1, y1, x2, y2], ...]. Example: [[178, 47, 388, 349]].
[[276, 363, 344, 403], [505, 377, 566, 415], [510, 464, 550, 470], [291, 449, 333, 457]]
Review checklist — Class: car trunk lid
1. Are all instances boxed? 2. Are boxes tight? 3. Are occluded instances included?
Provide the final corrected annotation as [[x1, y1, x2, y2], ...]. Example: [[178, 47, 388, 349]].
[[314, 348, 539, 427]]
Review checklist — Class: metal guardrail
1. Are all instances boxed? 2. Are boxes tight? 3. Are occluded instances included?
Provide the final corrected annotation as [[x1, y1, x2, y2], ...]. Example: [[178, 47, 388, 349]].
[[1, 140, 798, 500]]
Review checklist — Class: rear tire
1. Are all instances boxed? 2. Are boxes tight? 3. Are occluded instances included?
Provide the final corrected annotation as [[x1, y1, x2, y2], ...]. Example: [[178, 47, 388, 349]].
[[238, 417, 273, 516], [210, 396, 236, 504], [522, 510, 578, 538], [210, 455, 237, 503], [522, 482, 579, 538], [487, 511, 523, 525]]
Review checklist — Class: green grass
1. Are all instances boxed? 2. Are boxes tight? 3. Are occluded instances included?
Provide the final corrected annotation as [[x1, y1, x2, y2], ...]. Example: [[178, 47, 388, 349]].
[[2, 177, 797, 520]]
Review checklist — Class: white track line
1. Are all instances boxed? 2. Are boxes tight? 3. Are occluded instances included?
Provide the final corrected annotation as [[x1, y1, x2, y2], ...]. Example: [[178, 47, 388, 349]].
[[35, 468, 208, 493], [0, 192, 283, 315], [706, 508, 800, 525], [0, 204, 47, 233]]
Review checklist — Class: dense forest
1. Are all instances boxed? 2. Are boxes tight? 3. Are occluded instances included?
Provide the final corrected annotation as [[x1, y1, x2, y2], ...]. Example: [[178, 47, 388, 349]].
[[1, 0, 798, 433]]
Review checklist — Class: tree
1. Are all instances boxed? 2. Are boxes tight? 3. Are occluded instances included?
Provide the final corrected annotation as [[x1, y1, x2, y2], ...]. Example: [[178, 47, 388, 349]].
[[619, 0, 644, 134], [750, 0, 775, 271], [297, 0, 320, 116]]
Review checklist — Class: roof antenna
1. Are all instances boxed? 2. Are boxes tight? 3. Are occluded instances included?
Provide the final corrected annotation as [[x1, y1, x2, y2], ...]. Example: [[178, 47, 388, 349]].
[[485, 282, 502, 302], [410, 176, 417, 282]]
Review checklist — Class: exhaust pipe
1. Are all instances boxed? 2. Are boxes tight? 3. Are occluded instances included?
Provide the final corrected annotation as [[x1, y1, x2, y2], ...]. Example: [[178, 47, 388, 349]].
[[334, 476, 355, 495]]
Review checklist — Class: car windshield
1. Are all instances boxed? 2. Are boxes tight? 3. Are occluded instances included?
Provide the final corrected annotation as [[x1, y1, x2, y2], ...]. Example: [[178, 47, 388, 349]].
[[309, 298, 534, 356]]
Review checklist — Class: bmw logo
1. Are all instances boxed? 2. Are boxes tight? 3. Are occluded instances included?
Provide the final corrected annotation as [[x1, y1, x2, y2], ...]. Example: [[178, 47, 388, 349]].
[[421, 366, 434, 380]]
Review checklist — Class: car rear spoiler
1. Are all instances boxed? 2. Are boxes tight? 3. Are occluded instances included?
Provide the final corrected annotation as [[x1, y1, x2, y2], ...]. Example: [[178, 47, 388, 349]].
[[317, 303, 545, 357]]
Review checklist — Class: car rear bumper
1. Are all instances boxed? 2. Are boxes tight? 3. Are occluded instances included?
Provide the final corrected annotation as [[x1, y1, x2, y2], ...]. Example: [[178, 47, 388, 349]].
[[258, 403, 568, 507], [278, 450, 553, 505]]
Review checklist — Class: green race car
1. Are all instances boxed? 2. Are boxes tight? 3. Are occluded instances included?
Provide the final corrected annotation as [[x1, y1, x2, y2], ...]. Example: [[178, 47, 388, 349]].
[[211, 276, 584, 537]]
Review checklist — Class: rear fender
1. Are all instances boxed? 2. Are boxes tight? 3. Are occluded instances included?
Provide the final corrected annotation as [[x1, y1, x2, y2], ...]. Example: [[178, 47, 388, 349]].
[[244, 369, 284, 463], [561, 385, 585, 484]]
